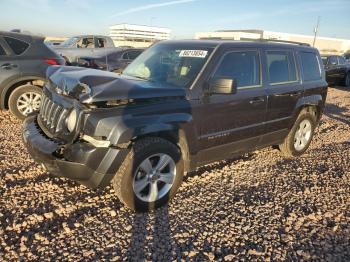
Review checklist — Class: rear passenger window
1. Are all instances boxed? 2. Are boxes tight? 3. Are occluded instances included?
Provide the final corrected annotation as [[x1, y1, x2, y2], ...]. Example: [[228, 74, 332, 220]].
[[96, 38, 106, 48], [267, 51, 297, 84], [4, 37, 29, 55], [0, 44, 6, 56], [300, 52, 322, 82], [214, 51, 260, 88]]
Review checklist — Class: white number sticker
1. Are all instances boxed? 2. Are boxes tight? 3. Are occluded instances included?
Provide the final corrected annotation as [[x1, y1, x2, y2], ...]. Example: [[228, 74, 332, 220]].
[[179, 50, 208, 58]]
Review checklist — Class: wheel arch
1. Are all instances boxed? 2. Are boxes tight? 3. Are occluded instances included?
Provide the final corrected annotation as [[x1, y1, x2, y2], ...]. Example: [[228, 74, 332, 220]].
[[294, 95, 324, 122], [130, 128, 191, 172], [1, 76, 45, 109]]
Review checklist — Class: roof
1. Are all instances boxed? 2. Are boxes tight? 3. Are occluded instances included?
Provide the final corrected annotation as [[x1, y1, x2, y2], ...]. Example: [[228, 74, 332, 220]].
[[159, 39, 316, 51], [0, 31, 44, 42]]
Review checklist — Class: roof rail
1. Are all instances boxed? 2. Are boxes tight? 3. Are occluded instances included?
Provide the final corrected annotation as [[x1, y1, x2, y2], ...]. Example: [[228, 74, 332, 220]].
[[255, 38, 311, 46]]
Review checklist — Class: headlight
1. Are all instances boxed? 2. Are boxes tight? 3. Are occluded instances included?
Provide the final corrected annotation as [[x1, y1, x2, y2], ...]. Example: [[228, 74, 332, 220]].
[[66, 109, 78, 132]]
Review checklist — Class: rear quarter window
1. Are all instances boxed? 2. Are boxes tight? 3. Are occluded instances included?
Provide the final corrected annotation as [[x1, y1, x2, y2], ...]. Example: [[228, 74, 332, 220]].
[[300, 52, 322, 82], [4, 37, 30, 55]]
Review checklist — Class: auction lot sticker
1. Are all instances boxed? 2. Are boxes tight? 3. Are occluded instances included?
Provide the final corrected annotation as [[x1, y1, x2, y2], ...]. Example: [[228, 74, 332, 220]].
[[179, 50, 208, 58]]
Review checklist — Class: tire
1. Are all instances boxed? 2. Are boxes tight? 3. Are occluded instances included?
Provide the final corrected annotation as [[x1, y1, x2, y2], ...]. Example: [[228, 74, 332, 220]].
[[279, 109, 317, 157], [345, 72, 350, 87], [112, 137, 184, 212], [8, 84, 42, 120]]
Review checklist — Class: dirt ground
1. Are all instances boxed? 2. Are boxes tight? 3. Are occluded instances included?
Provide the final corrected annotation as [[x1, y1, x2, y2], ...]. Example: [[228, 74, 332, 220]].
[[0, 87, 349, 261]]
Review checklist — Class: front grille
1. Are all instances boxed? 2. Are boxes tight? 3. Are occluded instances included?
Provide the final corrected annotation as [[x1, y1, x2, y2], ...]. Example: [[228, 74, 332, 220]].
[[39, 92, 69, 134]]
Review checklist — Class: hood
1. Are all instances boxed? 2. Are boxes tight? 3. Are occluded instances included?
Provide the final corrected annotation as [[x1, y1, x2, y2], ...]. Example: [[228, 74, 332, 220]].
[[46, 66, 186, 104]]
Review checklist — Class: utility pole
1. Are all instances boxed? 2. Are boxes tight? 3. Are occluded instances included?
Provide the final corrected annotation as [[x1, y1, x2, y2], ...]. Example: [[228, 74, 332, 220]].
[[313, 16, 320, 47]]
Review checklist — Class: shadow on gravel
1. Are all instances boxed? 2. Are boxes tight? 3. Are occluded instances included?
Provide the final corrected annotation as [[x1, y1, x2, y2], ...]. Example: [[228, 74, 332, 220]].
[[184, 152, 255, 181], [324, 103, 350, 126], [127, 206, 173, 261]]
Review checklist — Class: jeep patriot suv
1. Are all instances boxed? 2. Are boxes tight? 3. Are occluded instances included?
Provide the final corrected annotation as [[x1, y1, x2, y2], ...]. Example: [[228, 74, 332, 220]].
[[23, 40, 328, 211]]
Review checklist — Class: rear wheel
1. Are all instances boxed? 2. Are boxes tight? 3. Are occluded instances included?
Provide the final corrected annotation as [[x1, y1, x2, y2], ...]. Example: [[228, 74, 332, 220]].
[[8, 84, 42, 120], [112, 137, 184, 212], [279, 109, 316, 157]]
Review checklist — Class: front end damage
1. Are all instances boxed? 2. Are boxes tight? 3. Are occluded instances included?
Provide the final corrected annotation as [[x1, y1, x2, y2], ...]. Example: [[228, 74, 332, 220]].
[[22, 66, 187, 188]]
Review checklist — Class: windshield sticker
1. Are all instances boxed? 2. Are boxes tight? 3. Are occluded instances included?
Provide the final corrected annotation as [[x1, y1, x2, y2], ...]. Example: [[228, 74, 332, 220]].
[[179, 50, 208, 58]]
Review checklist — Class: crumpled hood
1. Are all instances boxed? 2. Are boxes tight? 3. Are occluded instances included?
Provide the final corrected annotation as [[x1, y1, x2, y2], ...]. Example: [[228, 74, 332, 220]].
[[46, 66, 186, 103]]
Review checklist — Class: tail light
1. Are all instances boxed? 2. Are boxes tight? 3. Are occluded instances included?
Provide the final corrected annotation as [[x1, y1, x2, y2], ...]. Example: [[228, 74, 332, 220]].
[[44, 58, 65, 65]]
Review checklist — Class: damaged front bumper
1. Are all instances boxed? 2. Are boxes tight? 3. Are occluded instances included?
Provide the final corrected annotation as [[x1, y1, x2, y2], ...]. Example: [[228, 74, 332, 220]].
[[22, 114, 129, 189]]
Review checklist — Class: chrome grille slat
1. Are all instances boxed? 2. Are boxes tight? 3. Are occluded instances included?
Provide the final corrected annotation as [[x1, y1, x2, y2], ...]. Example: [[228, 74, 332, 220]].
[[43, 100, 51, 121], [38, 92, 69, 135], [40, 95, 48, 118], [56, 109, 68, 133], [50, 107, 62, 129], [47, 102, 56, 125]]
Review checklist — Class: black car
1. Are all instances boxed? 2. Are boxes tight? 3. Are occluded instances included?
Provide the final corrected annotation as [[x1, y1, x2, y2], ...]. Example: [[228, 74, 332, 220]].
[[76, 48, 144, 73], [344, 52, 350, 63], [23, 40, 328, 211], [321, 55, 350, 87], [0, 31, 65, 119]]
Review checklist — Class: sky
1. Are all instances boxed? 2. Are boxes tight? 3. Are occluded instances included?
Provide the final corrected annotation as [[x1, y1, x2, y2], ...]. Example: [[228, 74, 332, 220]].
[[1, 0, 349, 39]]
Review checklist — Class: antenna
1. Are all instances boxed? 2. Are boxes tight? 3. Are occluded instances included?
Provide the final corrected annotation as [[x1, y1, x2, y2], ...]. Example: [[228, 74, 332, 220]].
[[313, 16, 320, 47]]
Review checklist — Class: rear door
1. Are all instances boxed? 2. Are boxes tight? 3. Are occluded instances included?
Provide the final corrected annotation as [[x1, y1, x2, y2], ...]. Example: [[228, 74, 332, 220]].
[[337, 56, 347, 79], [262, 49, 302, 145], [0, 37, 22, 89], [325, 56, 339, 84], [197, 48, 268, 162]]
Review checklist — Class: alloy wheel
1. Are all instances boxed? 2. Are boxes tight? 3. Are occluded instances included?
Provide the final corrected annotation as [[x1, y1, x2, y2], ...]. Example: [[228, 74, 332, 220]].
[[294, 119, 312, 151], [17, 92, 41, 116], [133, 153, 176, 203]]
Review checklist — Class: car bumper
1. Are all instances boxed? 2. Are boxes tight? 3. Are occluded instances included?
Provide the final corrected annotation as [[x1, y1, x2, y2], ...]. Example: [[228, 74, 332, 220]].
[[22, 114, 128, 189]]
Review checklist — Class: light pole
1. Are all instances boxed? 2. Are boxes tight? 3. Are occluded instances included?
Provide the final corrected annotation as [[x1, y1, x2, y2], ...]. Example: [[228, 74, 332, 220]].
[[313, 16, 320, 47]]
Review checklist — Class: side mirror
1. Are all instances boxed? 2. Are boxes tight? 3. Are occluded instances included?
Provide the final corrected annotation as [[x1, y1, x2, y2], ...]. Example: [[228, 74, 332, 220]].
[[208, 77, 237, 94]]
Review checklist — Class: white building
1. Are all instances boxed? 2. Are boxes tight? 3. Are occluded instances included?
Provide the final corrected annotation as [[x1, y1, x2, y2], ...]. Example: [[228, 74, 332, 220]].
[[109, 24, 171, 48], [195, 29, 350, 55]]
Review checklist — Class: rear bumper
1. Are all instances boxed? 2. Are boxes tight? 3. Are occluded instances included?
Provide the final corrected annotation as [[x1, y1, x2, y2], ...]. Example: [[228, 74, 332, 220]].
[[22, 114, 128, 188]]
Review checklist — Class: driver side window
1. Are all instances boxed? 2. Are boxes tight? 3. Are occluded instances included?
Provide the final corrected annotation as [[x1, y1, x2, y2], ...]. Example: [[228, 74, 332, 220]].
[[77, 37, 94, 48], [213, 51, 261, 88]]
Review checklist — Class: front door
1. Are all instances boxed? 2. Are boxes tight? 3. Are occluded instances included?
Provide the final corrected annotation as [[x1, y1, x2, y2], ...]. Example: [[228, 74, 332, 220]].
[[197, 49, 267, 164]]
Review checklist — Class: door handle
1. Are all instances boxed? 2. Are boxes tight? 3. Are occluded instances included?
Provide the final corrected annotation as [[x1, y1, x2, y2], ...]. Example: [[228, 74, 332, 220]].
[[249, 97, 265, 104], [1, 63, 17, 69]]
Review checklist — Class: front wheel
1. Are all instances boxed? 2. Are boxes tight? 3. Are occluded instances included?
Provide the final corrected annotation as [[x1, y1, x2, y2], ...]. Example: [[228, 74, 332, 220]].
[[279, 109, 316, 157], [112, 137, 184, 212], [8, 84, 42, 120]]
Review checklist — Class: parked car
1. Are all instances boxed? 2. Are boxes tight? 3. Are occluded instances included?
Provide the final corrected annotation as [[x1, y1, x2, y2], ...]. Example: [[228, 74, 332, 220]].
[[0, 31, 65, 119], [23, 40, 328, 211], [321, 55, 350, 87], [53, 35, 116, 65], [344, 52, 350, 63], [76, 48, 144, 73]]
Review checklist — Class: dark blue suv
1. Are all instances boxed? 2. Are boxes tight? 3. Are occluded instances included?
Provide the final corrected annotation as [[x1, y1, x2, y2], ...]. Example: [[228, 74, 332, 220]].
[[22, 40, 328, 211]]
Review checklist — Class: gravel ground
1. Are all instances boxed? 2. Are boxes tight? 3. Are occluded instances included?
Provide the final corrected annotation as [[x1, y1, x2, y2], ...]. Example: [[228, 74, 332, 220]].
[[0, 87, 349, 261]]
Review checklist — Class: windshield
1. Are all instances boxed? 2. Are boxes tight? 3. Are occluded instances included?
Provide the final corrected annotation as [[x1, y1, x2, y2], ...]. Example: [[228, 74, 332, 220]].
[[321, 57, 328, 65], [123, 44, 213, 88], [60, 37, 78, 47]]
